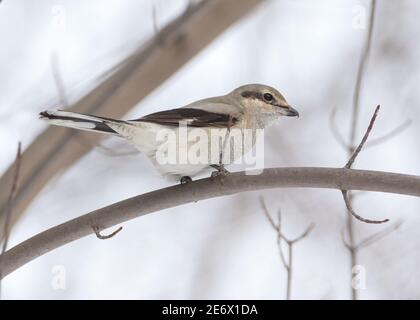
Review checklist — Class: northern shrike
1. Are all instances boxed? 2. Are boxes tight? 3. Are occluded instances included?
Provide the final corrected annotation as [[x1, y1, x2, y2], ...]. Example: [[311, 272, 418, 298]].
[[40, 84, 299, 183]]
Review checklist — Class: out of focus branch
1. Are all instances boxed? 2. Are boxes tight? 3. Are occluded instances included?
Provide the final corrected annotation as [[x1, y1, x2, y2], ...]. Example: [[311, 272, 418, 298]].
[[365, 119, 412, 149], [1, 166, 420, 280], [1, 143, 22, 255], [0, 142, 22, 297], [330, 106, 411, 151], [0, 0, 264, 241], [342, 220, 402, 252], [260, 196, 314, 300], [341, 0, 401, 300], [350, 0, 376, 145]]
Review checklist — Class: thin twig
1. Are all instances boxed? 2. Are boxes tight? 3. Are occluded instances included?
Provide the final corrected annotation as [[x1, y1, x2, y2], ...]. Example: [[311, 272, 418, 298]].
[[51, 53, 69, 108], [289, 223, 315, 243], [51, 58, 141, 159], [73, 132, 140, 157], [350, 0, 377, 147], [259, 196, 277, 231], [331, 106, 411, 151], [342, 105, 389, 224], [92, 226, 123, 240], [356, 220, 402, 250], [340, 227, 352, 250], [219, 116, 233, 167], [345, 105, 380, 169], [259, 196, 314, 300], [330, 106, 351, 150], [152, 4, 159, 35], [276, 230, 288, 270], [366, 119, 412, 149], [341, 190, 388, 224]]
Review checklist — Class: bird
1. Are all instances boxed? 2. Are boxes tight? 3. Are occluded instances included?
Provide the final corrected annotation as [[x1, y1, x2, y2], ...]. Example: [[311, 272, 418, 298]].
[[40, 84, 299, 183]]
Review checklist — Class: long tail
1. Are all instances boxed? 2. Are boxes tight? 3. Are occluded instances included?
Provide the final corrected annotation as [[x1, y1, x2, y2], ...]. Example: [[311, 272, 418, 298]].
[[39, 110, 126, 135]]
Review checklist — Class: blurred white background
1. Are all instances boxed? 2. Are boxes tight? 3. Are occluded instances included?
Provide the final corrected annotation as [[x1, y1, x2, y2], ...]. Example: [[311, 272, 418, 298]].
[[1, 0, 420, 299]]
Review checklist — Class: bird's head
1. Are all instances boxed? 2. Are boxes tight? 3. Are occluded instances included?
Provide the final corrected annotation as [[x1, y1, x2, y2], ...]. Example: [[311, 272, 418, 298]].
[[230, 84, 299, 118]]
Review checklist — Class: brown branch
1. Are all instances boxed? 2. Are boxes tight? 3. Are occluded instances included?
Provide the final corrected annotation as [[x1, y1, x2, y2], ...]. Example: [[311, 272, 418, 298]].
[[275, 226, 289, 271], [1, 167, 420, 280], [341, 190, 388, 224], [73, 134, 140, 158], [0, 0, 265, 241], [365, 119, 412, 149], [51, 53, 69, 108], [52, 54, 141, 159], [345, 105, 380, 169], [341, 105, 389, 224], [355, 220, 402, 250], [259, 196, 277, 231], [92, 226, 123, 240], [0, 142, 22, 298], [350, 0, 377, 147]]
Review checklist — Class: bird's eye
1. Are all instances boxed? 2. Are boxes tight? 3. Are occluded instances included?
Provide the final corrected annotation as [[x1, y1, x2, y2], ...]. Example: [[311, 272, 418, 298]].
[[263, 93, 273, 102]]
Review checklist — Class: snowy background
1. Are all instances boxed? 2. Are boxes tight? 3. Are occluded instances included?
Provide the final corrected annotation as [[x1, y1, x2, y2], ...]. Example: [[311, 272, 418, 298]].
[[1, 0, 420, 299]]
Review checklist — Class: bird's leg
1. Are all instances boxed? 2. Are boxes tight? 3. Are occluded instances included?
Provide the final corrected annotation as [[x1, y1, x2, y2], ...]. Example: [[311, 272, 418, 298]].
[[210, 164, 230, 179], [211, 116, 232, 181], [180, 176, 192, 185]]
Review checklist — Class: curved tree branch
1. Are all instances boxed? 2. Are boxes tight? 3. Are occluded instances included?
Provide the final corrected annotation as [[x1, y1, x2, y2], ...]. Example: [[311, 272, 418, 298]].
[[0, 167, 420, 279]]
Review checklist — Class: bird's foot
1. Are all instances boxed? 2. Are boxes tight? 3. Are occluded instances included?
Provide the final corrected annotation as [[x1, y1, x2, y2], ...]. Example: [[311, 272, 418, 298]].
[[210, 164, 229, 183], [180, 176, 193, 185]]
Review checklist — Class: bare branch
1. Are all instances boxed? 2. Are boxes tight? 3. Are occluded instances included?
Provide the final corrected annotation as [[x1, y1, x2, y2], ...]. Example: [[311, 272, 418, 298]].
[[331, 106, 411, 152], [341, 105, 389, 224], [92, 226, 123, 240], [1, 167, 420, 280], [330, 106, 350, 150], [290, 222, 315, 244], [366, 119, 412, 149], [341, 190, 388, 224], [356, 220, 402, 250], [349, 0, 377, 147], [345, 0, 377, 301], [260, 199, 314, 300], [340, 227, 352, 251], [259, 196, 278, 231], [152, 4, 159, 35], [276, 230, 288, 271], [345, 105, 380, 169], [51, 53, 69, 108]]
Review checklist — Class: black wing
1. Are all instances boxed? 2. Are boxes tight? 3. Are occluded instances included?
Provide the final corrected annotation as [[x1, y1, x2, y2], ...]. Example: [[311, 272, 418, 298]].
[[131, 108, 239, 128]]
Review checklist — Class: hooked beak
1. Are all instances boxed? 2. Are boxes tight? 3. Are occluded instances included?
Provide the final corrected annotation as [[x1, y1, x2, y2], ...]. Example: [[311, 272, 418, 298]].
[[279, 105, 299, 117]]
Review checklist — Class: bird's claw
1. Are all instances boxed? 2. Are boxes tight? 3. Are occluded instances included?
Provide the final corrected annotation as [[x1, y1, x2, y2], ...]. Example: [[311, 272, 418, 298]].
[[210, 165, 229, 182], [180, 176, 192, 185]]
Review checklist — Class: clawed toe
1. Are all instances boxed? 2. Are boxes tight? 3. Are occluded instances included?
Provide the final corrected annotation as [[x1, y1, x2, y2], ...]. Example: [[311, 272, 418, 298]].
[[180, 176, 192, 185], [210, 164, 229, 181]]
